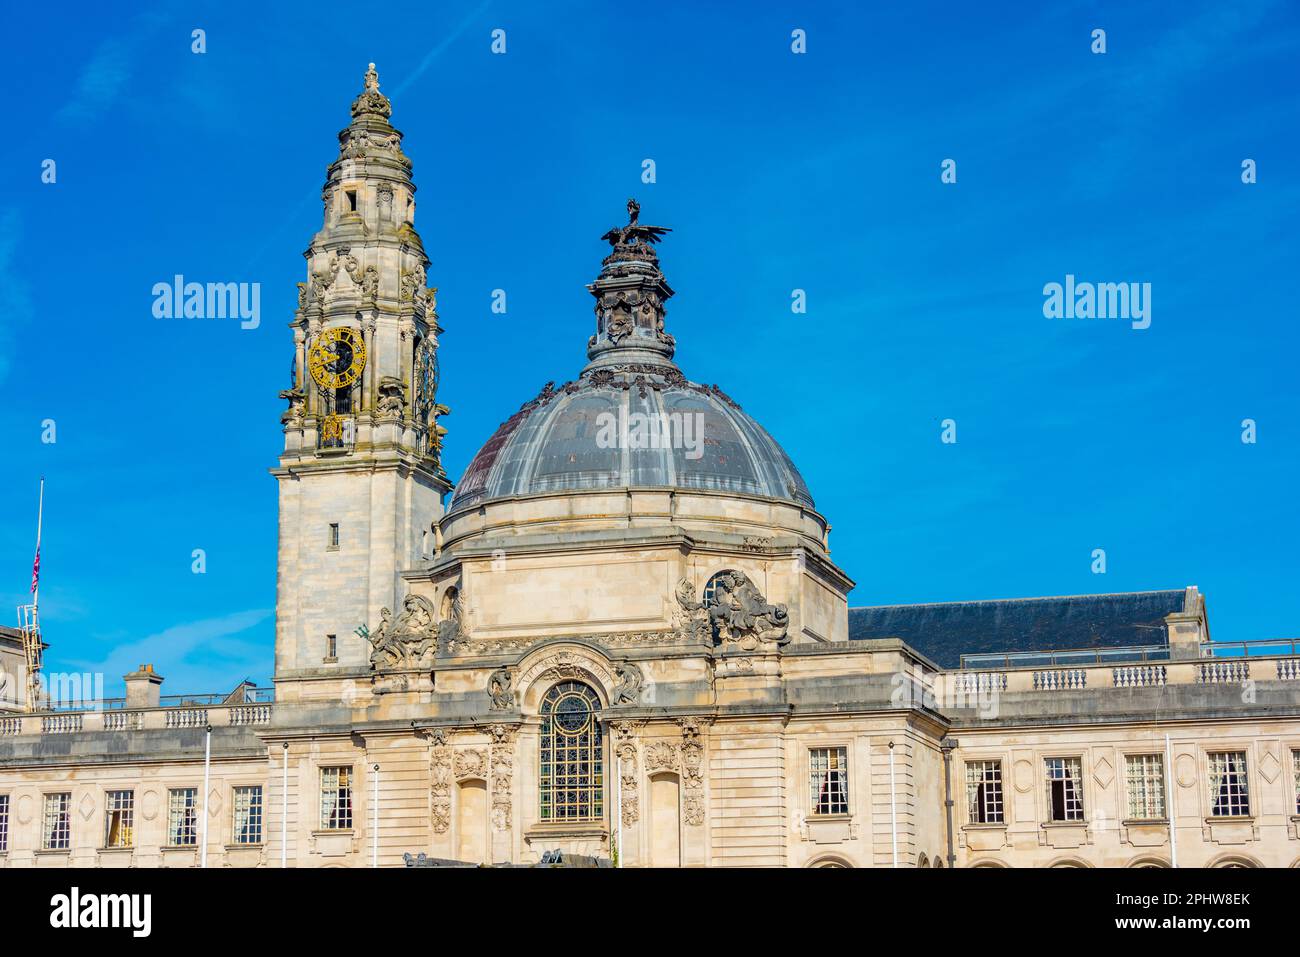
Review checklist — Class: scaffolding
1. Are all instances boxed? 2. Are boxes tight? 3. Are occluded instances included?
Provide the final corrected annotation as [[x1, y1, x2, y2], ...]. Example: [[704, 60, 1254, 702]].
[[17, 603, 43, 712]]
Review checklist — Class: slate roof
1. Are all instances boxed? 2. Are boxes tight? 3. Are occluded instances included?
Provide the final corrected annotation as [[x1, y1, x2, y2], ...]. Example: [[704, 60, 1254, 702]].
[[848, 589, 1190, 668]]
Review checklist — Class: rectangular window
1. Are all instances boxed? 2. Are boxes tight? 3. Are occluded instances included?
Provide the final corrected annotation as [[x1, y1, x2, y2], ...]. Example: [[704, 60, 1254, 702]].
[[103, 790, 135, 848], [1045, 757, 1084, 822], [346, 190, 358, 212], [325, 634, 337, 660], [168, 788, 198, 846], [0, 794, 9, 852], [1124, 754, 1166, 820], [320, 767, 353, 830], [965, 760, 1004, 824], [42, 793, 72, 850], [1293, 750, 1300, 816], [328, 523, 340, 548], [1208, 751, 1250, 817], [809, 747, 849, 815], [233, 786, 263, 845]]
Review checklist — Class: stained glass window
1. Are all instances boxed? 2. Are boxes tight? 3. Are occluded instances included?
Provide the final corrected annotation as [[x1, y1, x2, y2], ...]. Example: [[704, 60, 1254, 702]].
[[539, 682, 603, 822]]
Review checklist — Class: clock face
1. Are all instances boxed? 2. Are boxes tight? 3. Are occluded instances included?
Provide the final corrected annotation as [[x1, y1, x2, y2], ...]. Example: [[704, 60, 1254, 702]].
[[308, 326, 367, 390]]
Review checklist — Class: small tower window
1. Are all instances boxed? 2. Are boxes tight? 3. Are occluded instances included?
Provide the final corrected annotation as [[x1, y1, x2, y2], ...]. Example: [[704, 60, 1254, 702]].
[[325, 634, 337, 662], [328, 523, 340, 549], [345, 189, 358, 212]]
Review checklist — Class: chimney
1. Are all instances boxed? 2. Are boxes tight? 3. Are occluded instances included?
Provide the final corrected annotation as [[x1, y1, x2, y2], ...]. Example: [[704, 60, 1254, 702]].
[[1165, 586, 1208, 660], [124, 664, 164, 709]]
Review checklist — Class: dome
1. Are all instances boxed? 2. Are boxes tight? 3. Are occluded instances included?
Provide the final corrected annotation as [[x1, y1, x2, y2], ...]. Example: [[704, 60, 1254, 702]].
[[447, 200, 814, 515], [449, 369, 814, 513]]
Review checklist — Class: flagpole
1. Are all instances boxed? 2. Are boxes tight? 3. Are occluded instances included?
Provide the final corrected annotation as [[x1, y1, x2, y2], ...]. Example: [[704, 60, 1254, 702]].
[[33, 477, 44, 611]]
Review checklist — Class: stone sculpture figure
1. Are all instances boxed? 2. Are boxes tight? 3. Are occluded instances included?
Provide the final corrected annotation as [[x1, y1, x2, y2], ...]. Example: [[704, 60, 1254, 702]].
[[377, 376, 405, 416], [487, 667, 517, 711], [367, 595, 437, 670], [437, 590, 463, 654], [674, 578, 711, 643], [708, 571, 789, 650], [612, 661, 644, 705], [279, 387, 305, 424]]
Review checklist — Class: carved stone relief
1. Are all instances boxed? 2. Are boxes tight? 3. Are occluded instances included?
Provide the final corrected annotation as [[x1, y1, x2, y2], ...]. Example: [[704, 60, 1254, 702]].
[[612, 722, 640, 826], [430, 734, 452, 833], [366, 594, 437, 671]]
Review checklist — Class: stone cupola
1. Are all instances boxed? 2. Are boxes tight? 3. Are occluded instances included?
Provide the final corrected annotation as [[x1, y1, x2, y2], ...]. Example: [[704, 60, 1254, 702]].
[[584, 198, 677, 372]]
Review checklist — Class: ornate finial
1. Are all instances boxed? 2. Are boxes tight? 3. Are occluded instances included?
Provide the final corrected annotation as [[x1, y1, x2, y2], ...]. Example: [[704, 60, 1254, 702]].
[[351, 62, 392, 120], [600, 200, 670, 250], [587, 202, 677, 366]]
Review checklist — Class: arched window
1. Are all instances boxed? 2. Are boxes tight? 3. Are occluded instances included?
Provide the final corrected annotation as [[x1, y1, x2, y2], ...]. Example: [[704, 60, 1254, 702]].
[[539, 681, 604, 822], [703, 570, 741, 607]]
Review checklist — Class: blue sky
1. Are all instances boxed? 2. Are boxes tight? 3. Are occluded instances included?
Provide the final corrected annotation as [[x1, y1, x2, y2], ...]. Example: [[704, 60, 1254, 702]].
[[3, 0, 1298, 694]]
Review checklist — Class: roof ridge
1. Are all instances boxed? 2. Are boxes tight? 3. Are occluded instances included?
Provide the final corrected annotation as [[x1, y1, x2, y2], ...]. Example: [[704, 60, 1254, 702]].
[[849, 588, 1188, 612]]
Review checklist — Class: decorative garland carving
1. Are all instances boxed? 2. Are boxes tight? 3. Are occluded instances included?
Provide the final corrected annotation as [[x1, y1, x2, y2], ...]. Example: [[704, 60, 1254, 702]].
[[450, 629, 684, 658], [483, 724, 518, 832], [454, 748, 487, 782], [677, 718, 708, 826], [645, 741, 679, 773], [430, 734, 452, 833], [612, 722, 639, 826]]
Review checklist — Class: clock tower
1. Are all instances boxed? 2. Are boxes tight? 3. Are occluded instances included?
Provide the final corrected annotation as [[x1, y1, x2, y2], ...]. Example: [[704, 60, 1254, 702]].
[[272, 64, 450, 678]]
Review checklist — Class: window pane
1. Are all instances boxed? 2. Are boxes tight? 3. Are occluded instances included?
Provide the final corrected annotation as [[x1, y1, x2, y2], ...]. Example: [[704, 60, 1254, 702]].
[[43, 793, 72, 850], [538, 682, 603, 822], [1208, 752, 1250, 817], [1124, 755, 1165, 820], [104, 790, 135, 848], [1045, 757, 1084, 822], [168, 788, 198, 846], [234, 786, 263, 844], [320, 767, 353, 829], [965, 760, 1003, 824], [809, 747, 849, 815]]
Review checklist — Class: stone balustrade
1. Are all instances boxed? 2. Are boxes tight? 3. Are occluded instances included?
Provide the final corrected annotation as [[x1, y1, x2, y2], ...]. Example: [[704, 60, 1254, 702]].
[[957, 655, 1296, 694], [0, 701, 274, 737]]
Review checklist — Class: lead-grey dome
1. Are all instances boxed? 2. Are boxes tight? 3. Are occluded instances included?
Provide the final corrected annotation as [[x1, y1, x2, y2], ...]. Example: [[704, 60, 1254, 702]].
[[448, 200, 814, 515], [449, 369, 814, 513]]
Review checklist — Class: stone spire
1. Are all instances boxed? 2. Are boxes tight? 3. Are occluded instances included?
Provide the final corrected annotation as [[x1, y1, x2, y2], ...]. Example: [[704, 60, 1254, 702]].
[[584, 199, 677, 371], [281, 62, 446, 475]]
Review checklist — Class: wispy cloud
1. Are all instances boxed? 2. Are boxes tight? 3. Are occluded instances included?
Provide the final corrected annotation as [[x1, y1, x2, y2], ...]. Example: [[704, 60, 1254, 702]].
[[392, 0, 494, 96], [54, 8, 170, 125], [65, 608, 273, 694]]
